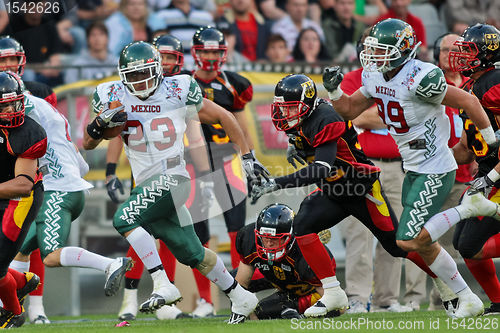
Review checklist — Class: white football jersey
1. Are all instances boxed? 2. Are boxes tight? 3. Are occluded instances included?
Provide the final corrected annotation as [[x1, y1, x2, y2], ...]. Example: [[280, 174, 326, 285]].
[[360, 59, 457, 174], [24, 94, 93, 192], [93, 75, 203, 185]]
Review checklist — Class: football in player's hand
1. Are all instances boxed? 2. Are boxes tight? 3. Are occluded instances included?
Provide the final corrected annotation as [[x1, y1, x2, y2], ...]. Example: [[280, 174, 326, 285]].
[[102, 100, 127, 140]]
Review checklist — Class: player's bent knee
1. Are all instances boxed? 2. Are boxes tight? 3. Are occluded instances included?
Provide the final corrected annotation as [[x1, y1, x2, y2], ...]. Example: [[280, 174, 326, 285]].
[[195, 248, 217, 274], [457, 245, 480, 259], [42, 250, 61, 267], [396, 239, 418, 252]]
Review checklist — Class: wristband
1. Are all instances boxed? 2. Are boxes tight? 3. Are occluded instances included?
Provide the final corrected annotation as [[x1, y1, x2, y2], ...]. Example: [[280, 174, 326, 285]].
[[87, 120, 104, 140], [106, 163, 117, 177], [487, 168, 500, 183], [479, 126, 496, 145], [327, 87, 343, 101]]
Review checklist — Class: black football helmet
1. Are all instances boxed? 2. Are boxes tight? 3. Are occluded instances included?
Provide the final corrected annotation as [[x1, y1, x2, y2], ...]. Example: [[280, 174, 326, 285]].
[[271, 74, 317, 131], [255, 203, 295, 262], [191, 26, 227, 72], [0, 36, 26, 75], [153, 34, 184, 76], [0, 71, 25, 128], [449, 23, 500, 76]]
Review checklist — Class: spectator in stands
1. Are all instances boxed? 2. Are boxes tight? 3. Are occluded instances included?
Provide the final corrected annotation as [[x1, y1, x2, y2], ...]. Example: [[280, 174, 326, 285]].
[[264, 34, 291, 63], [156, 0, 214, 56], [219, 0, 272, 61], [105, 0, 164, 56], [216, 21, 248, 65], [291, 27, 330, 63], [352, 0, 387, 26], [271, 0, 324, 52], [64, 21, 118, 83], [0, 1, 8, 34], [443, 1, 500, 32], [76, 0, 119, 27], [321, 0, 365, 62], [7, 4, 65, 86], [257, 0, 321, 23], [375, 0, 428, 60]]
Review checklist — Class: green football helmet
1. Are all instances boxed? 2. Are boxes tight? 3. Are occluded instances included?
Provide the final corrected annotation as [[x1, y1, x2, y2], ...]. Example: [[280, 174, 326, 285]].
[[118, 41, 162, 98], [360, 18, 421, 73]]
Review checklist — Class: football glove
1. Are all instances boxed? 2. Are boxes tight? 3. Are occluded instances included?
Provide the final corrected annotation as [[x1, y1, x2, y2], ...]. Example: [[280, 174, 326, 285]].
[[242, 151, 270, 183], [250, 178, 278, 205], [467, 169, 500, 196], [286, 144, 306, 169], [106, 175, 124, 203], [322, 66, 344, 101], [96, 102, 127, 128], [199, 180, 215, 214]]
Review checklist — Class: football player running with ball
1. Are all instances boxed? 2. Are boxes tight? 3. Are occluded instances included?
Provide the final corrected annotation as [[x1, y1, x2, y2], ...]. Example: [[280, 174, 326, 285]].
[[322, 18, 495, 317], [83, 41, 266, 324]]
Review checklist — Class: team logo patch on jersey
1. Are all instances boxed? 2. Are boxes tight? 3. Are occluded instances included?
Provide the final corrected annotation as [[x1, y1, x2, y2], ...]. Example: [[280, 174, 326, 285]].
[[107, 84, 122, 101], [485, 33, 499, 51], [165, 79, 182, 100], [204, 88, 214, 101], [273, 266, 286, 280], [301, 80, 315, 99]]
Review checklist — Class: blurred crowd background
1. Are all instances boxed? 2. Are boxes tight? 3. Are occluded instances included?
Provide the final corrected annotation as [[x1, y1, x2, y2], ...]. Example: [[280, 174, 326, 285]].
[[1, 0, 499, 88]]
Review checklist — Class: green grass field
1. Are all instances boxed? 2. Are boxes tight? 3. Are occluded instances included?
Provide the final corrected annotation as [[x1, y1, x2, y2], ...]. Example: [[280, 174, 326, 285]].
[[12, 310, 500, 333]]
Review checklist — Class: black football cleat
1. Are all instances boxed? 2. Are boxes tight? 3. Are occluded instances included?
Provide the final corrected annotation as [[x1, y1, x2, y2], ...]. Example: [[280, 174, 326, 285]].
[[484, 302, 500, 316], [227, 312, 246, 324], [17, 272, 40, 306], [0, 308, 26, 328]]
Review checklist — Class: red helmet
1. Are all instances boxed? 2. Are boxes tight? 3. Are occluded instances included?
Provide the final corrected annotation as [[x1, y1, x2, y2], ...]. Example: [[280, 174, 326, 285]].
[[271, 74, 317, 131], [0, 72, 25, 128], [191, 26, 227, 72], [153, 34, 184, 76], [0, 36, 26, 76]]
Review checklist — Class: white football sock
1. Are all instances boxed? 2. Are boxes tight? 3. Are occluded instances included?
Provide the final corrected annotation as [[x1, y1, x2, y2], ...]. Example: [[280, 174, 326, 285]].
[[205, 255, 234, 291], [424, 208, 461, 242], [151, 269, 173, 292], [321, 276, 340, 289], [60, 246, 113, 271], [432, 278, 457, 302], [429, 248, 467, 294], [28, 295, 47, 321], [125, 227, 162, 270], [9, 260, 30, 273]]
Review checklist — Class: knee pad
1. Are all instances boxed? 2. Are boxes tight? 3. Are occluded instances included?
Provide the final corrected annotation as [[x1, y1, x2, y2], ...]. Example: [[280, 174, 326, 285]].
[[194, 221, 210, 244], [195, 248, 217, 275], [458, 244, 481, 259]]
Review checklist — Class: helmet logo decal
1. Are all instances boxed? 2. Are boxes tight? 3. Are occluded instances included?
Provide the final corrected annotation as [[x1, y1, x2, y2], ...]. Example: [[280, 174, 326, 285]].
[[158, 45, 174, 51], [0, 48, 15, 56], [485, 33, 499, 51], [260, 227, 276, 236], [128, 59, 144, 67], [395, 27, 415, 51], [203, 41, 219, 48], [2, 92, 16, 99], [301, 80, 315, 99]]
